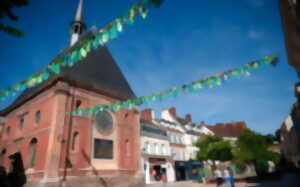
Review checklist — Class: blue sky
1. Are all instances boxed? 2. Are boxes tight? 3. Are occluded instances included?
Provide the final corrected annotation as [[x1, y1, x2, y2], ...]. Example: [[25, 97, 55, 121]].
[[0, 0, 298, 134]]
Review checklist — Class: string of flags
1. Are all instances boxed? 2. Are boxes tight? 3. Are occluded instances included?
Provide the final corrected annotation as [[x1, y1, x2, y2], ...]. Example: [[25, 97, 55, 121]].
[[71, 55, 279, 116], [0, 0, 165, 102]]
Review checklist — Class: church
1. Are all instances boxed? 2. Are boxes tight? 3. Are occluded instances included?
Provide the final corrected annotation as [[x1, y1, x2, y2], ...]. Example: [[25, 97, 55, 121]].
[[0, 0, 143, 186]]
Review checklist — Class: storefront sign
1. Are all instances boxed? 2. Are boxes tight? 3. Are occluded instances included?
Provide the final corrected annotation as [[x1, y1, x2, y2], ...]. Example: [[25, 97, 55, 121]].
[[149, 158, 166, 165]]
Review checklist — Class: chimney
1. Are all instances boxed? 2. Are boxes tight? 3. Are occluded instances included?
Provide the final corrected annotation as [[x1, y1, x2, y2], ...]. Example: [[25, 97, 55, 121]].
[[185, 114, 192, 122], [200, 121, 206, 126], [141, 109, 155, 123], [168, 107, 177, 118]]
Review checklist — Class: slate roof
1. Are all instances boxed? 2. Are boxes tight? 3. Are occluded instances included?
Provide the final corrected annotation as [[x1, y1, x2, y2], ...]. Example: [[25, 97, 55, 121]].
[[204, 121, 247, 137], [140, 119, 168, 140], [0, 30, 135, 116]]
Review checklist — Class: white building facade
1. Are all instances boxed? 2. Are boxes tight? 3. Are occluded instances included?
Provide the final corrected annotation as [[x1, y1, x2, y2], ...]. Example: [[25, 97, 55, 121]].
[[140, 120, 175, 184]]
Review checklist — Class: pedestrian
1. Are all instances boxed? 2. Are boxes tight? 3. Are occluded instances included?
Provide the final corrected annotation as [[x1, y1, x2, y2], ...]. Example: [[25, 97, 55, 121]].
[[228, 166, 235, 187], [0, 166, 10, 187], [223, 167, 231, 187], [214, 167, 223, 187], [160, 171, 167, 187], [7, 152, 27, 187]]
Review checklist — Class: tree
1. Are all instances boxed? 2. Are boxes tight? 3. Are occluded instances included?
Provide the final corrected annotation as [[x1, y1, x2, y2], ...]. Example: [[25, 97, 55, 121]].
[[234, 129, 280, 176], [0, 0, 29, 37], [194, 135, 233, 163]]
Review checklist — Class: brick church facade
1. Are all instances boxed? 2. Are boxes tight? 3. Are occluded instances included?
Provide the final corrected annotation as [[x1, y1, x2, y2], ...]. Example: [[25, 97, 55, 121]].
[[0, 0, 143, 186]]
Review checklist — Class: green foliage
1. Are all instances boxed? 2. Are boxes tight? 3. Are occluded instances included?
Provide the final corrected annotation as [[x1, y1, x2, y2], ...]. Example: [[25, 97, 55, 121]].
[[233, 161, 247, 174], [264, 133, 276, 145], [194, 135, 233, 162], [0, 0, 29, 37], [234, 129, 281, 175], [254, 159, 269, 176]]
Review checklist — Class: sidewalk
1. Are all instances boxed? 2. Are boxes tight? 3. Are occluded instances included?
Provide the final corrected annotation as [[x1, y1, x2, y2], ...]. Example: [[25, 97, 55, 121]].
[[146, 181, 247, 187]]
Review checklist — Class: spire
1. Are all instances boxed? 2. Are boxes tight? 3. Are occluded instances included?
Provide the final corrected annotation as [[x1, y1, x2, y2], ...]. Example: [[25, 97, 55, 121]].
[[70, 0, 86, 46], [74, 0, 84, 22]]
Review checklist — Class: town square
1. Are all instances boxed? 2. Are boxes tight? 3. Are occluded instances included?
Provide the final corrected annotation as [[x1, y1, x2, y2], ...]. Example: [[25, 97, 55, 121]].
[[0, 0, 299, 187]]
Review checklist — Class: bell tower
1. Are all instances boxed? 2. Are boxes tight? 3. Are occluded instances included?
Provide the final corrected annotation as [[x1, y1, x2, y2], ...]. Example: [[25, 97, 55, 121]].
[[70, 0, 86, 46]]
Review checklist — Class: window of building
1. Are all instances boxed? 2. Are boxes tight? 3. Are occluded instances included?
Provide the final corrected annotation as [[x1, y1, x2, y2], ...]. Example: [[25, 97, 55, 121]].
[[74, 25, 79, 33], [75, 100, 82, 109], [145, 141, 150, 153], [150, 143, 154, 154], [95, 112, 113, 134], [6, 126, 10, 136], [125, 139, 130, 157], [71, 131, 79, 151], [157, 144, 161, 154], [161, 144, 165, 155], [19, 117, 24, 130], [0, 148, 6, 165], [28, 138, 38, 168], [35, 110, 41, 124], [170, 135, 175, 143], [0, 123, 4, 132], [154, 143, 158, 154], [94, 139, 113, 159]]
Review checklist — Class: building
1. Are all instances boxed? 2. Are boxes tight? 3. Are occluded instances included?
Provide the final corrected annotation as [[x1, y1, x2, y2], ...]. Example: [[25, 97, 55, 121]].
[[202, 121, 247, 141], [140, 109, 175, 184], [159, 107, 204, 181], [0, 1, 142, 187], [280, 0, 300, 74], [279, 83, 300, 168]]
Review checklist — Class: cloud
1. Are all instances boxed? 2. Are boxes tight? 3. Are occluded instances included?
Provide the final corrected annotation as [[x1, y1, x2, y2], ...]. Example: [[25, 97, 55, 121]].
[[248, 30, 264, 40]]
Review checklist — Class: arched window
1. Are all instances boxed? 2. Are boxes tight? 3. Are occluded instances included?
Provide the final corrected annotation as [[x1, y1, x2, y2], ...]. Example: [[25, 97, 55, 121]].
[[71, 132, 79, 151], [0, 148, 6, 165], [75, 100, 82, 109], [125, 139, 130, 157], [28, 138, 38, 168], [19, 117, 24, 130], [35, 110, 41, 124], [74, 25, 79, 33]]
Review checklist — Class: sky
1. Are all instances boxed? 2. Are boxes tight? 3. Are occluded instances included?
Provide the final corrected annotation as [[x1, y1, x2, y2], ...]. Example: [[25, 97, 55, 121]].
[[0, 0, 298, 134]]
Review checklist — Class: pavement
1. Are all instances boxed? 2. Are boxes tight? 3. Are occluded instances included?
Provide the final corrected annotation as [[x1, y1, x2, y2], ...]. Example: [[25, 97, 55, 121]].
[[146, 181, 247, 187]]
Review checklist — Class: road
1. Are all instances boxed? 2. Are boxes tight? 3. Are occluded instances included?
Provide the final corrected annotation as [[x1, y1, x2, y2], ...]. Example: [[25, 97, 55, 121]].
[[146, 181, 247, 187]]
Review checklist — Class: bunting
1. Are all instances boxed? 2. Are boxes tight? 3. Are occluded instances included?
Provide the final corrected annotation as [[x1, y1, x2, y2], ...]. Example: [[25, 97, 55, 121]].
[[0, 0, 165, 102], [71, 55, 278, 116]]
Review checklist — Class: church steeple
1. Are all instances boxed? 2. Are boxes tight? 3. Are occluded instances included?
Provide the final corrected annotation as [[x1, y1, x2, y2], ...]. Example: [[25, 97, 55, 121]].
[[70, 0, 86, 46]]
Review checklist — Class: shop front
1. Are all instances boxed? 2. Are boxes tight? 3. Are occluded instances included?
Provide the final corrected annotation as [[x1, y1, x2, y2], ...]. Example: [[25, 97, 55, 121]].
[[186, 160, 203, 180], [143, 157, 175, 184], [175, 161, 187, 181], [175, 160, 203, 181]]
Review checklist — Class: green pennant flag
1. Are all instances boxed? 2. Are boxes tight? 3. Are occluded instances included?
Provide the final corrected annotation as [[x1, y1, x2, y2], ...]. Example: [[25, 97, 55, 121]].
[[150, 0, 164, 8], [80, 48, 87, 58], [26, 76, 37, 87], [252, 61, 260, 69], [116, 20, 123, 32], [50, 63, 61, 74], [112, 103, 121, 112], [110, 24, 118, 39], [12, 83, 22, 92], [42, 70, 50, 80], [85, 42, 92, 53], [140, 6, 149, 19], [102, 31, 110, 43]]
